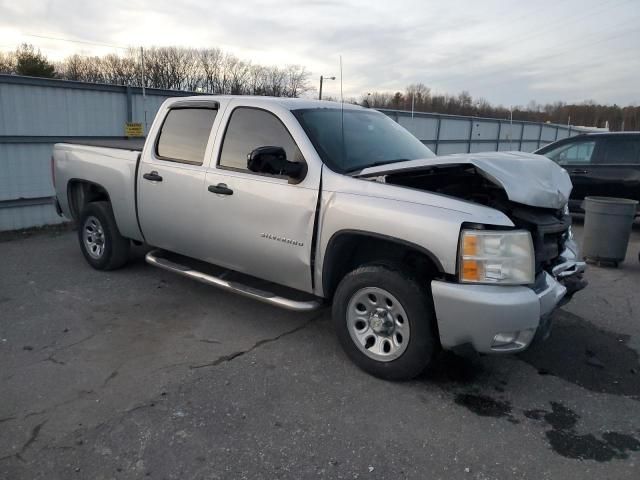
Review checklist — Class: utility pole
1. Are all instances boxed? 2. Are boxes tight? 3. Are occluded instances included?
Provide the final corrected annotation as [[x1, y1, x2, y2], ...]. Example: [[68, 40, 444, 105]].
[[509, 105, 513, 150], [318, 75, 335, 100], [411, 92, 415, 118]]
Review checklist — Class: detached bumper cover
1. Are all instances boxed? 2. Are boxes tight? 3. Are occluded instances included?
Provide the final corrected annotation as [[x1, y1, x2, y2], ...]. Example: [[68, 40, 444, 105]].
[[432, 242, 586, 354]]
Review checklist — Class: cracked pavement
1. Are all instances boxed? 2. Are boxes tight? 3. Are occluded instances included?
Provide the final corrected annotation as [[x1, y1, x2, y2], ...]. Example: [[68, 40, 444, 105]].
[[1, 221, 639, 479]]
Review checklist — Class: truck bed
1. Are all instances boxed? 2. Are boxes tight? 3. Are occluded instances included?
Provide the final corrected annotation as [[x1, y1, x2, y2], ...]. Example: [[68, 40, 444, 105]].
[[65, 138, 145, 151], [53, 141, 143, 242]]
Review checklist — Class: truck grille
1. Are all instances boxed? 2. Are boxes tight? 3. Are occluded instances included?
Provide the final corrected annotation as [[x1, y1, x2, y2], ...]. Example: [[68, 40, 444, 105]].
[[508, 206, 571, 274]]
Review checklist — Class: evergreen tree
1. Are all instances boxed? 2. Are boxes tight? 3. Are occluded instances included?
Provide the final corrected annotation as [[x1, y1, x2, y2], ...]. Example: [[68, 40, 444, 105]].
[[15, 44, 55, 78]]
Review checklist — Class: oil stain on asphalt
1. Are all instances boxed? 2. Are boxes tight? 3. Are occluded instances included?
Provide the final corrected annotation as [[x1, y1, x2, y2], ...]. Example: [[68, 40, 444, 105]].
[[452, 392, 640, 462], [425, 320, 640, 463], [453, 393, 520, 424], [519, 310, 640, 398], [525, 402, 640, 462]]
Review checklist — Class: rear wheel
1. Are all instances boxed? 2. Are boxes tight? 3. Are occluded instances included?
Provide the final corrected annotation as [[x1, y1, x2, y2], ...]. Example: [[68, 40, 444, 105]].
[[332, 264, 438, 380], [78, 201, 130, 270]]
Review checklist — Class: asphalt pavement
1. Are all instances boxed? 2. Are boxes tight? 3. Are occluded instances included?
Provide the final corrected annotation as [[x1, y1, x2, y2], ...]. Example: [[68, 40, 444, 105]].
[[1, 221, 639, 479]]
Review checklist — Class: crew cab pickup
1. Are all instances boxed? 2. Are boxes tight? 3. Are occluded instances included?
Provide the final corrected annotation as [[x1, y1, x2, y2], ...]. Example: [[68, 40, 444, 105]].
[[52, 96, 587, 380]]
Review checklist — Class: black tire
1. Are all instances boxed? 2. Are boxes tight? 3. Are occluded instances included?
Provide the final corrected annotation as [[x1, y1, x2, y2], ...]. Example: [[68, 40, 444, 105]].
[[77, 201, 130, 270], [332, 264, 438, 380]]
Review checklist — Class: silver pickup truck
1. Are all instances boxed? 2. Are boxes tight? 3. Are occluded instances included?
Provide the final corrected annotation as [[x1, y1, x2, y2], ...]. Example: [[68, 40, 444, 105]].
[[52, 96, 586, 380]]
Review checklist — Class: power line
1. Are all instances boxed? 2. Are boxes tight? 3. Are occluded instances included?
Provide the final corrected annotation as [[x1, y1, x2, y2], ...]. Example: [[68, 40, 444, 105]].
[[431, 0, 631, 74], [462, 22, 640, 94], [439, 11, 636, 82], [22, 33, 129, 50], [497, 0, 629, 48]]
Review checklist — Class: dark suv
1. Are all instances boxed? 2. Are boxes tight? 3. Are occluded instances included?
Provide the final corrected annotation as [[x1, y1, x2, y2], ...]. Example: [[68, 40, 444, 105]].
[[535, 132, 640, 212]]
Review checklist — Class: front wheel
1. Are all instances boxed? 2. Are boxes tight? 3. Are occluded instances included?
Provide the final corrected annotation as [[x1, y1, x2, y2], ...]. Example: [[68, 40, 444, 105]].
[[332, 264, 438, 380], [78, 201, 130, 270]]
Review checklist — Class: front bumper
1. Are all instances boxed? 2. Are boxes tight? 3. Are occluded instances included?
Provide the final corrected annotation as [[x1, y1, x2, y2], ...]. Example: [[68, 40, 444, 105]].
[[431, 242, 586, 354]]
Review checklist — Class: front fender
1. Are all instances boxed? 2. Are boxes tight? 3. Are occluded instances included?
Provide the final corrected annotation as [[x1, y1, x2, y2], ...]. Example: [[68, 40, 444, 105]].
[[314, 168, 514, 296]]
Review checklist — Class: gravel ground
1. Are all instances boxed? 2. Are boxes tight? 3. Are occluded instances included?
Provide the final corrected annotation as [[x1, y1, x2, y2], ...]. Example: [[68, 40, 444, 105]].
[[1, 221, 639, 479]]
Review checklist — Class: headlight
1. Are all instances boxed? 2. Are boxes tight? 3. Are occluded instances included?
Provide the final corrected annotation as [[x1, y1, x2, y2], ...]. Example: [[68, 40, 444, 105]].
[[459, 229, 535, 285]]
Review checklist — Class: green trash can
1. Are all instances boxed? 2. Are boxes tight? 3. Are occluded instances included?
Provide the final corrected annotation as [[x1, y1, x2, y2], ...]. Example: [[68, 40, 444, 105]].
[[582, 196, 638, 267]]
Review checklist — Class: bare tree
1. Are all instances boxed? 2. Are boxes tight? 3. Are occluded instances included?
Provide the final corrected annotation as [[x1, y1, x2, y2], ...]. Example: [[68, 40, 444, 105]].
[[199, 48, 224, 93], [58, 54, 103, 82], [101, 53, 138, 85], [248, 64, 268, 95], [51, 45, 312, 98], [286, 65, 312, 97], [227, 57, 251, 95], [0, 51, 15, 74], [364, 84, 640, 131]]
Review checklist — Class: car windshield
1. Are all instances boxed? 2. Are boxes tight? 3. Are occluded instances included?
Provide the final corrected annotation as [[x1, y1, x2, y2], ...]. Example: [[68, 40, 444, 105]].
[[292, 108, 435, 173]]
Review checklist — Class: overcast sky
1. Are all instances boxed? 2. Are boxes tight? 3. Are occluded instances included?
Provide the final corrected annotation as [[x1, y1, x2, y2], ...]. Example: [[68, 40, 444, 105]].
[[0, 0, 638, 106]]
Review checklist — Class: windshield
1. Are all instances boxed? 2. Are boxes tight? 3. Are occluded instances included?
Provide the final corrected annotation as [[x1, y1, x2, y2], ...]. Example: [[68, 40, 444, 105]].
[[292, 108, 435, 173]]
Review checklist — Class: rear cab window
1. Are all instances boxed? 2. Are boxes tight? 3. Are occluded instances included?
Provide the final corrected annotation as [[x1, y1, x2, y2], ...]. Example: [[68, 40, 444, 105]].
[[156, 108, 218, 165]]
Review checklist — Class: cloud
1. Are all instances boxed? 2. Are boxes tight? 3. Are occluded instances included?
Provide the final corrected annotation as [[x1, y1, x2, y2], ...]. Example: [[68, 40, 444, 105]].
[[0, 0, 638, 105]]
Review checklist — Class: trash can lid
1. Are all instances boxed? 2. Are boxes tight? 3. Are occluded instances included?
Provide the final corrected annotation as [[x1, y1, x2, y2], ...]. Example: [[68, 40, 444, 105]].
[[584, 196, 639, 206]]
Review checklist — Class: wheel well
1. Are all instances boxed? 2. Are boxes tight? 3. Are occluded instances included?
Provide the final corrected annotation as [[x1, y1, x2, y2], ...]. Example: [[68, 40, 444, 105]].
[[322, 232, 443, 299], [67, 180, 110, 220]]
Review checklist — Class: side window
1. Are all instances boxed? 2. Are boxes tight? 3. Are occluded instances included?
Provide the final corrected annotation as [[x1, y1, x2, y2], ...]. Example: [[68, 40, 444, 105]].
[[219, 107, 303, 171], [546, 140, 596, 165], [156, 108, 217, 165], [600, 138, 640, 165]]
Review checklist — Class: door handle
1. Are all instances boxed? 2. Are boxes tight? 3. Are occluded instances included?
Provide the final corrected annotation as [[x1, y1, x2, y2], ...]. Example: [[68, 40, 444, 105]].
[[570, 169, 588, 175], [208, 183, 233, 195], [143, 171, 163, 182]]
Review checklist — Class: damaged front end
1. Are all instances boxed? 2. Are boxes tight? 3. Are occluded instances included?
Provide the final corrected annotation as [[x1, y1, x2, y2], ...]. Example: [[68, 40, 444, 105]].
[[363, 159, 587, 300], [509, 203, 587, 304], [357, 154, 587, 353]]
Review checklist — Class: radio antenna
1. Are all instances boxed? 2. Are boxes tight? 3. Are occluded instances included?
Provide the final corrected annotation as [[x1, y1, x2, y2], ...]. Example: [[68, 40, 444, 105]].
[[340, 55, 345, 168], [340, 55, 344, 104]]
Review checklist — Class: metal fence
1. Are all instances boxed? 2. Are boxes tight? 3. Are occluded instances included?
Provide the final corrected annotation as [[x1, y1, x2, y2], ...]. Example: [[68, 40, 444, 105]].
[[0, 75, 196, 231], [0, 74, 589, 231], [380, 109, 584, 155]]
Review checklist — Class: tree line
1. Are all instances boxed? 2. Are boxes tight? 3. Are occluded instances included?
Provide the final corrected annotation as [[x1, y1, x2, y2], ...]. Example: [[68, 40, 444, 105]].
[[0, 44, 312, 97], [362, 84, 640, 131], [1, 45, 638, 130]]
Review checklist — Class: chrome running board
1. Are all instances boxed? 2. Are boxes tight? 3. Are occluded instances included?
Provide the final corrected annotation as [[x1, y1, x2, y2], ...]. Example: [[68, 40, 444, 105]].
[[145, 249, 322, 312]]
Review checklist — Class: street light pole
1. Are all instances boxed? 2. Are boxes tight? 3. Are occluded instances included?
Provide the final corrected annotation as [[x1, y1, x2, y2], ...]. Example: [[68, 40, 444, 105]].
[[318, 75, 336, 100]]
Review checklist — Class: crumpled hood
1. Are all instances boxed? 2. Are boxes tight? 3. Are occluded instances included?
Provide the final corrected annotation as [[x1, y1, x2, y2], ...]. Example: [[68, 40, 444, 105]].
[[357, 151, 572, 209]]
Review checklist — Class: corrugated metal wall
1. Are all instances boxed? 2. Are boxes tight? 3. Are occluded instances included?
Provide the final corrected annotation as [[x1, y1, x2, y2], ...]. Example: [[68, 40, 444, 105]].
[[381, 110, 582, 155], [0, 75, 194, 231], [0, 74, 587, 231]]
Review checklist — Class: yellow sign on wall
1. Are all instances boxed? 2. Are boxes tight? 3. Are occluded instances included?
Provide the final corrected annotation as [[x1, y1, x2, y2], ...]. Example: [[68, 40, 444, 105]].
[[125, 122, 144, 137]]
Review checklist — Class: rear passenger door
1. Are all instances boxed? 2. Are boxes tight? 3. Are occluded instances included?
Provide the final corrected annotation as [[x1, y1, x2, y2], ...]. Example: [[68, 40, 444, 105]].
[[138, 103, 220, 258], [593, 136, 640, 203]]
